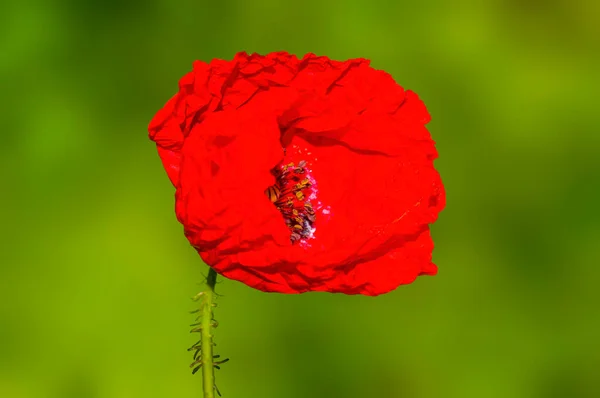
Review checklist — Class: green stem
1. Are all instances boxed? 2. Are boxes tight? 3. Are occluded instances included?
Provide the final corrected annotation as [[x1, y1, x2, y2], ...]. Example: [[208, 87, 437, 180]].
[[200, 267, 218, 398]]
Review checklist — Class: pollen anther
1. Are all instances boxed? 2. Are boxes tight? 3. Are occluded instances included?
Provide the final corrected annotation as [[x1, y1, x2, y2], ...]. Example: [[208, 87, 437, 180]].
[[264, 160, 316, 243]]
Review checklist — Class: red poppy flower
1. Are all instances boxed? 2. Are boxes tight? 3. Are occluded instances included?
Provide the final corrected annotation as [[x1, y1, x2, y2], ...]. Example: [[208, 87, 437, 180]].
[[149, 52, 445, 296]]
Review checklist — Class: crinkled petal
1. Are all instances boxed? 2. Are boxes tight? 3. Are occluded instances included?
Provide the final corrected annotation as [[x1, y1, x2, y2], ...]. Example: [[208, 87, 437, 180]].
[[176, 109, 292, 269]]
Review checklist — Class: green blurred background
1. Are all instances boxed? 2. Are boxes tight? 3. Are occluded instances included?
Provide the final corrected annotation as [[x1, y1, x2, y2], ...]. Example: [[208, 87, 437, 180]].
[[1, 0, 599, 397]]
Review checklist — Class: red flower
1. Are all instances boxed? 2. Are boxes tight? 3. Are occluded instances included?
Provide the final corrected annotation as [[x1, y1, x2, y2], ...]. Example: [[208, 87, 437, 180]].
[[149, 52, 445, 296]]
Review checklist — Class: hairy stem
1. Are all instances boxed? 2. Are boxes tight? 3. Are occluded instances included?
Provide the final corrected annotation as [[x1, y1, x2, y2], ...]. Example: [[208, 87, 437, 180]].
[[200, 268, 217, 398]]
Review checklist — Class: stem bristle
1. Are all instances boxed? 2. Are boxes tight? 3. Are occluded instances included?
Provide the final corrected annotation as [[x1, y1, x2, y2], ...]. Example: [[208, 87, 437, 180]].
[[189, 267, 228, 397]]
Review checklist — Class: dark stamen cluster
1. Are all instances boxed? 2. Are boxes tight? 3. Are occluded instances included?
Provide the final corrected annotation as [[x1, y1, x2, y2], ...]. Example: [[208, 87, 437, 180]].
[[264, 160, 316, 243]]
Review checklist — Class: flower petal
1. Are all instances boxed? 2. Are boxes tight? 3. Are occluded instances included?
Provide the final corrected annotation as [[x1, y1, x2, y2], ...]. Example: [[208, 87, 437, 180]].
[[176, 109, 292, 270]]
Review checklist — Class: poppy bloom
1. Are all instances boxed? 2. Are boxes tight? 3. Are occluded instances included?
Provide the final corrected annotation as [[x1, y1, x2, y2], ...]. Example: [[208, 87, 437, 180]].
[[149, 52, 445, 296]]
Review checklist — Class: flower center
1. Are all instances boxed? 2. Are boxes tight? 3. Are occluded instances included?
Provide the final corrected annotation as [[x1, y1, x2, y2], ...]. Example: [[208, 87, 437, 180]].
[[264, 160, 316, 243]]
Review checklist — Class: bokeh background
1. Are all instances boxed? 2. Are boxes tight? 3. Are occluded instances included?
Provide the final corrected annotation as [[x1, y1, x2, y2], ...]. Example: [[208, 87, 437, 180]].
[[2, 0, 599, 397]]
